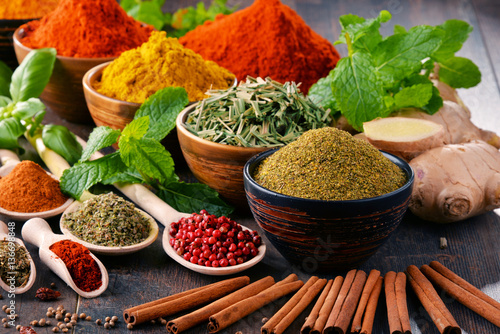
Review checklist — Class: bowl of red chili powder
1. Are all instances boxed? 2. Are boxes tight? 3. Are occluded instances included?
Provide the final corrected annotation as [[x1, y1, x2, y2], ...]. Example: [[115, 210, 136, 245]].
[[12, 0, 153, 123]]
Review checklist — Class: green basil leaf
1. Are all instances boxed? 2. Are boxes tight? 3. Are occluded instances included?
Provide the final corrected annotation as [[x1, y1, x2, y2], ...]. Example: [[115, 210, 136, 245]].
[[393, 83, 433, 109], [135, 87, 189, 141], [119, 136, 175, 184], [0, 97, 12, 108], [122, 116, 149, 140], [374, 25, 444, 84], [332, 53, 386, 131], [80, 126, 121, 162], [0, 118, 25, 149], [0, 60, 12, 98], [42, 124, 82, 165], [11, 97, 45, 120], [432, 20, 473, 61], [10, 48, 56, 103], [308, 72, 339, 115], [60, 152, 127, 199], [158, 181, 234, 217], [438, 56, 481, 88], [120, 0, 138, 12]]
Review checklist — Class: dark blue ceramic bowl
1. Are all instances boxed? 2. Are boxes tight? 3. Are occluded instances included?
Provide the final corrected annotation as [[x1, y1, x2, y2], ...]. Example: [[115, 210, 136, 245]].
[[243, 148, 414, 272]]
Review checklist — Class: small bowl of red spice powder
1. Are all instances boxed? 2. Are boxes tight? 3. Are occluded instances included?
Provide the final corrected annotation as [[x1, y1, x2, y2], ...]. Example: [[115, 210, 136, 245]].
[[12, 0, 153, 124]]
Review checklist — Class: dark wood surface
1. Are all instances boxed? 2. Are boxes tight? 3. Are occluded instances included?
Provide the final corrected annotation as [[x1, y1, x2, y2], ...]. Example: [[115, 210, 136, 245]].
[[1, 1, 499, 333]]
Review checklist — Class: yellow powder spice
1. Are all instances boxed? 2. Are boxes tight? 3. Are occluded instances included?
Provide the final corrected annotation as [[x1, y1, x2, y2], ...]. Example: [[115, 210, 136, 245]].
[[95, 31, 236, 103]]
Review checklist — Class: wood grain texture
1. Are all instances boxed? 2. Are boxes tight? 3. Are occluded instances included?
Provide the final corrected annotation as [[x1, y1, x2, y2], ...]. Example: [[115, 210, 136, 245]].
[[2, 1, 499, 333]]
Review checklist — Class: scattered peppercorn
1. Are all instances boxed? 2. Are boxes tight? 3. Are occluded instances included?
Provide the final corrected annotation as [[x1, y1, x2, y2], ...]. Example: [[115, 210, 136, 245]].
[[127, 323, 133, 329], [105, 316, 111, 322], [96, 319, 102, 325], [52, 327, 59, 333], [35, 288, 61, 301], [111, 315, 118, 322], [85, 315, 92, 321], [104, 322, 111, 329]]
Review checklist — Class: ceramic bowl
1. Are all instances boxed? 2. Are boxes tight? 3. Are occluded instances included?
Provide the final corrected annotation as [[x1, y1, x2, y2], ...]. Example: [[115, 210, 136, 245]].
[[243, 149, 415, 272], [176, 104, 271, 209], [0, 19, 31, 70], [13, 27, 114, 123]]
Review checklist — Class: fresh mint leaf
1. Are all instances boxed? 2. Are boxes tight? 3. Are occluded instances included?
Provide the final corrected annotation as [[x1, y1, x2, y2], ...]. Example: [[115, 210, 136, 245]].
[[0, 61, 12, 98], [374, 25, 444, 84], [42, 124, 82, 165], [122, 116, 150, 140], [432, 20, 472, 61], [332, 53, 387, 131], [10, 48, 56, 103], [135, 87, 189, 141], [102, 166, 145, 185], [393, 24, 407, 34], [307, 72, 339, 115], [402, 74, 443, 114], [60, 152, 127, 199], [158, 181, 233, 217], [393, 84, 433, 109], [119, 136, 176, 184], [80, 126, 121, 162], [438, 56, 481, 88], [0, 118, 25, 150]]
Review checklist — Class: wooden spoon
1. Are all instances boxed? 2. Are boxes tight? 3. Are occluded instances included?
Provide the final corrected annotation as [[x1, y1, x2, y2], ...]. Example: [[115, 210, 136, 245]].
[[0, 150, 74, 221], [0, 220, 37, 294], [21, 218, 109, 298]]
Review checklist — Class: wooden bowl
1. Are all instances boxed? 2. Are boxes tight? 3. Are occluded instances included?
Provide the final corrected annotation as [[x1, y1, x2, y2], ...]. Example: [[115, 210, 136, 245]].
[[243, 149, 415, 272], [0, 19, 31, 70], [13, 27, 114, 123], [176, 105, 271, 209]]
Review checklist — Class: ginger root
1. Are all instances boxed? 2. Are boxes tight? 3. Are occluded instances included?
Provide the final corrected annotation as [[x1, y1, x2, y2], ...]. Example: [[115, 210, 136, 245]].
[[409, 140, 500, 223], [363, 117, 445, 161]]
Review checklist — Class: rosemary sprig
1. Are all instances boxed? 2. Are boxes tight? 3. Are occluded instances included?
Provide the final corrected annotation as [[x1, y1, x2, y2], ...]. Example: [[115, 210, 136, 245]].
[[184, 77, 332, 147]]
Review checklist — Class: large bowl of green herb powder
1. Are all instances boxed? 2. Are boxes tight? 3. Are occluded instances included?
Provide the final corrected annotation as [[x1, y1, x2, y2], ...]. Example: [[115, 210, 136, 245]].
[[243, 127, 414, 272]]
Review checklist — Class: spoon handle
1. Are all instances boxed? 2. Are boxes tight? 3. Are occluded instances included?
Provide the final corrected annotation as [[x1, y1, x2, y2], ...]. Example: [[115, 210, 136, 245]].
[[0, 149, 20, 166], [21, 218, 54, 248], [0, 220, 8, 236]]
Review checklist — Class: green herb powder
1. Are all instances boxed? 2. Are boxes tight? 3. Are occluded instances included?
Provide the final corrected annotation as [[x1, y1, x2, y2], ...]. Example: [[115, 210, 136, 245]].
[[253, 127, 407, 200], [184, 77, 332, 147], [0, 240, 31, 287], [62, 193, 151, 247]]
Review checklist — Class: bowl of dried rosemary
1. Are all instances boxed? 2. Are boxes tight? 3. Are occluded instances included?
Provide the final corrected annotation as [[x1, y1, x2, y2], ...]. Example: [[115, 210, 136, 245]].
[[243, 127, 415, 272], [176, 77, 333, 209]]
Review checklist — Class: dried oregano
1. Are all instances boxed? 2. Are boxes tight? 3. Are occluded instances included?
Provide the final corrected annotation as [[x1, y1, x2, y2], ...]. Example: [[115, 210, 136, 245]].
[[184, 77, 332, 147], [253, 127, 407, 200]]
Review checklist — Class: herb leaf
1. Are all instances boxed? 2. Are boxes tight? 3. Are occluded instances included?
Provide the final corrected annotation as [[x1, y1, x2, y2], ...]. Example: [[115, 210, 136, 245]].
[[0, 61, 12, 98], [307, 72, 339, 115], [80, 126, 121, 162], [393, 83, 433, 109], [42, 125, 82, 165], [135, 87, 189, 141], [432, 19, 473, 61], [11, 98, 45, 119], [10, 48, 56, 103], [0, 118, 26, 150], [158, 181, 234, 217], [438, 56, 481, 88]]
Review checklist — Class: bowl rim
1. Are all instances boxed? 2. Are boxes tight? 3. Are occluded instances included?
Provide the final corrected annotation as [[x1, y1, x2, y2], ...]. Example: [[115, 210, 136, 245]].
[[13, 26, 117, 62], [244, 147, 415, 204], [176, 104, 272, 153], [82, 61, 142, 107]]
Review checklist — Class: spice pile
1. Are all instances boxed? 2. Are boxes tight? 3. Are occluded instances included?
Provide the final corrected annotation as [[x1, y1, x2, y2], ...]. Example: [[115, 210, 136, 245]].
[[95, 30, 235, 103], [61, 192, 151, 247], [184, 77, 332, 147], [49, 240, 102, 292], [179, 0, 340, 93], [253, 127, 407, 200], [18, 0, 152, 57], [0, 240, 31, 288], [169, 210, 262, 267], [0, 161, 68, 213], [0, 0, 58, 19]]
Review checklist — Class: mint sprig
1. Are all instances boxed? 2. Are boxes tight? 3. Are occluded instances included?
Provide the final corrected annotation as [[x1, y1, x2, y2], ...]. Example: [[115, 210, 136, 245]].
[[308, 11, 481, 131]]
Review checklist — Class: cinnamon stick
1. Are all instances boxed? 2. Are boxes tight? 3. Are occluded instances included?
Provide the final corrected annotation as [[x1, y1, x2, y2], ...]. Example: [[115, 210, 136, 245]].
[[272, 278, 328, 334], [308, 276, 343, 334], [429, 261, 500, 311], [262, 276, 320, 334], [324, 269, 357, 330], [207, 279, 304, 333], [385, 271, 402, 334], [123, 276, 249, 325], [351, 269, 381, 333], [395, 272, 411, 334], [166, 276, 275, 333], [406, 265, 461, 334], [360, 276, 383, 334], [325, 270, 367, 334], [300, 279, 334, 334], [421, 263, 500, 327]]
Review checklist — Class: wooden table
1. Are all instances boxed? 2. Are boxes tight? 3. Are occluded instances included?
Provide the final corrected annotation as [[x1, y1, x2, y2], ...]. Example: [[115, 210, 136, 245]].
[[2, 1, 499, 333]]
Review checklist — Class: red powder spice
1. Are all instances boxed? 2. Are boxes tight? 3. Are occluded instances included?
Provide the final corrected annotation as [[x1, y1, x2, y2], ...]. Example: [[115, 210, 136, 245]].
[[0, 160, 68, 213], [179, 0, 340, 93], [19, 0, 153, 58], [49, 240, 102, 292]]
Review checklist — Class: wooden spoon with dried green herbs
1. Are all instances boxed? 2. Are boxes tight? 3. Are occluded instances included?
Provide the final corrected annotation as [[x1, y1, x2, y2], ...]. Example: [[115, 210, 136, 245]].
[[184, 77, 332, 148]]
